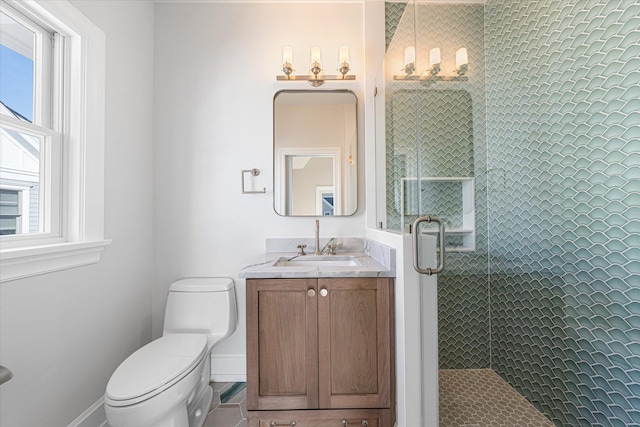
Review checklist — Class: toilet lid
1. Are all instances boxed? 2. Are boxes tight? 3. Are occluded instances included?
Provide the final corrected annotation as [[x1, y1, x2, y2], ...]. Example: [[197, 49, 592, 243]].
[[106, 334, 207, 404]]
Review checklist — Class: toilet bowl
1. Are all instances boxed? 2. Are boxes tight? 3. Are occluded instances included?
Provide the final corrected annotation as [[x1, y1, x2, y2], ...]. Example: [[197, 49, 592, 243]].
[[105, 278, 237, 427]]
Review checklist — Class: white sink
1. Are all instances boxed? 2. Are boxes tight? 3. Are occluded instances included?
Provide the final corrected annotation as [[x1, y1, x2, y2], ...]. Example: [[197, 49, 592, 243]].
[[273, 255, 362, 267]]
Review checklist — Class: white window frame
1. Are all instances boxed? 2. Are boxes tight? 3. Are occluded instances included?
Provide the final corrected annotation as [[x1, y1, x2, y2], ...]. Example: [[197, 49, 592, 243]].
[[0, 0, 110, 282], [1, 117, 61, 239]]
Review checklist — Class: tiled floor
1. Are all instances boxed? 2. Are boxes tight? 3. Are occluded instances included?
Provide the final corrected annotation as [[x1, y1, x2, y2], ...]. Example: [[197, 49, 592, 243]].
[[439, 369, 554, 427], [202, 372, 554, 427], [204, 382, 247, 427]]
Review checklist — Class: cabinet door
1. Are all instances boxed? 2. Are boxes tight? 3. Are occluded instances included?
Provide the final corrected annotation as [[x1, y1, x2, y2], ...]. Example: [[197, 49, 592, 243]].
[[317, 278, 392, 409], [247, 278, 319, 410]]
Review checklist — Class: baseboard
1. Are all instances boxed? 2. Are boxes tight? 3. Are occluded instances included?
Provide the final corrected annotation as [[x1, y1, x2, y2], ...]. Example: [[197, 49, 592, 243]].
[[210, 353, 246, 382], [67, 395, 108, 427]]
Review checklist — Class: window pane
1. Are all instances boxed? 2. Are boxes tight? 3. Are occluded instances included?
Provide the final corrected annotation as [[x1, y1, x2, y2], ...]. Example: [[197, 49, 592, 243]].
[[0, 126, 41, 235], [0, 190, 20, 215], [0, 204, 20, 215], [0, 216, 18, 235], [0, 10, 35, 122], [0, 189, 19, 202], [0, 189, 20, 235]]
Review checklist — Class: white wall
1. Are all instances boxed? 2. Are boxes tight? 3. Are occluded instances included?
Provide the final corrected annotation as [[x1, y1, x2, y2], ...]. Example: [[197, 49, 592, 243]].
[[152, 2, 366, 369], [0, 1, 382, 423], [0, 1, 155, 425]]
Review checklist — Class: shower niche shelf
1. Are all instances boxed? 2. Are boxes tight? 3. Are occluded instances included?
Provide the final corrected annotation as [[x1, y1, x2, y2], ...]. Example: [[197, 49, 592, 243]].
[[401, 177, 475, 252]]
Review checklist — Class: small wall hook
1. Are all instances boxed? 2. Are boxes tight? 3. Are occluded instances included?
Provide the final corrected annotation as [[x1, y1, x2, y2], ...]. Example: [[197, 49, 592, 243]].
[[242, 168, 266, 194]]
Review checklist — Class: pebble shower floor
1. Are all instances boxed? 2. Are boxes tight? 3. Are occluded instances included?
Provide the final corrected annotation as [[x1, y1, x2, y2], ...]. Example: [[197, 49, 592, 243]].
[[206, 375, 552, 427]]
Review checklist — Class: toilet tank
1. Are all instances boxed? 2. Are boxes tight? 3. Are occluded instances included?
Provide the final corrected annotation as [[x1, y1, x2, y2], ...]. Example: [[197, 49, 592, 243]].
[[163, 278, 237, 347]]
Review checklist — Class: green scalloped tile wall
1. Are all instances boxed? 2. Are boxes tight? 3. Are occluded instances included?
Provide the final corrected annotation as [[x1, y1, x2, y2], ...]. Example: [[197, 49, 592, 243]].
[[486, 0, 640, 425], [385, 2, 406, 52], [385, 0, 640, 425]]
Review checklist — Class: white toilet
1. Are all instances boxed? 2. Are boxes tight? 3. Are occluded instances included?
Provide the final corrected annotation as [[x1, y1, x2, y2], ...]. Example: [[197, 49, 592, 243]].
[[105, 277, 237, 427]]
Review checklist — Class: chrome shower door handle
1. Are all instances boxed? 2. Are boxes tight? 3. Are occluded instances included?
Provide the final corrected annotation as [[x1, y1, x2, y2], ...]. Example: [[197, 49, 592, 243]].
[[412, 215, 445, 275]]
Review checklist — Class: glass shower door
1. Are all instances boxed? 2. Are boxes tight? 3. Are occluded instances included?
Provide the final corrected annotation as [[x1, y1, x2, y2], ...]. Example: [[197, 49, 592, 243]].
[[376, 3, 442, 426], [375, 1, 488, 426]]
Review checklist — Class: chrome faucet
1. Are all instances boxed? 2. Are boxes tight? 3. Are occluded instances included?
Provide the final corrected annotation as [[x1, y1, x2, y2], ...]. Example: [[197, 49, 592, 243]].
[[314, 219, 321, 255]]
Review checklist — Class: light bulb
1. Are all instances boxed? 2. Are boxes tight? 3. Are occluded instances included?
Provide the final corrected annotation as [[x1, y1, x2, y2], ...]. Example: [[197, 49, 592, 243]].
[[283, 46, 293, 65], [310, 47, 322, 65], [429, 47, 441, 67], [282, 46, 294, 77], [404, 46, 415, 66], [456, 48, 468, 68], [339, 45, 349, 64]]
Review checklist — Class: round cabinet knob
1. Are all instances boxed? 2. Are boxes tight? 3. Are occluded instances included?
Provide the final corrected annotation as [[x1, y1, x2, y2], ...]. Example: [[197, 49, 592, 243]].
[[307, 289, 316, 297], [320, 288, 328, 297]]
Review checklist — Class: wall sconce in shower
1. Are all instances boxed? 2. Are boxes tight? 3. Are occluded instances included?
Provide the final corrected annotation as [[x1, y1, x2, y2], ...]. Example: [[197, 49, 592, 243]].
[[277, 45, 356, 87], [395, 46, 469, 82]]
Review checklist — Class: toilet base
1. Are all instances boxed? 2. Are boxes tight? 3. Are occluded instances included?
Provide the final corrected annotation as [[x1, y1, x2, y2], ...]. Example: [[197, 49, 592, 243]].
[[156, 404, 188, 427], [106, 386, 212, 427], [106, 400, 188, 427], [189, 385, 213, 427]]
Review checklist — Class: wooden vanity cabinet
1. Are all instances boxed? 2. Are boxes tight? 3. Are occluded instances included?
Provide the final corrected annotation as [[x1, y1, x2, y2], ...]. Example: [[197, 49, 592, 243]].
[[246, 278, 319, 410], [246, 277, 395, 427]]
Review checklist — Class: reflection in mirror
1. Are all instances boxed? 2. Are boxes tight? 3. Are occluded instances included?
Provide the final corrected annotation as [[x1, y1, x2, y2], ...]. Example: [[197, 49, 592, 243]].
[[274, 90, 357, 216], [286, 155, 335, 215]]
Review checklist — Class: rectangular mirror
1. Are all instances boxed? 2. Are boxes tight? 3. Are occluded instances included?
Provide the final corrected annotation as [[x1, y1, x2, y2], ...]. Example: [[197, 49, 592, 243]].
[[274, 90, 357, 216]]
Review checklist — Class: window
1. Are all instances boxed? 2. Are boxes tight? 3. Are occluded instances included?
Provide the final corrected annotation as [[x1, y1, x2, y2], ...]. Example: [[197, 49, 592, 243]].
[[0, 3, 57, 239], [0, 0, 109, 282]]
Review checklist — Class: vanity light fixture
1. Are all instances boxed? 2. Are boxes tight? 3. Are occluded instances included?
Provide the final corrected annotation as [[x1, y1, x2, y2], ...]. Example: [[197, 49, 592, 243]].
[[428, 47, 441, 76], [454, 47, 468, 76], [282, 46, 294, 78], [338, 45, 350, 77], [277, 45, 356, 87], [309, 46, 323, 87], [402, 46, 416, 77], [394, 46, 469, 82]]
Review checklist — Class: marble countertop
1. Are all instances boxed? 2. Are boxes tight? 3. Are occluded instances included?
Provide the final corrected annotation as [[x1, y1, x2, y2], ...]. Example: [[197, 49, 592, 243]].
[[238, 252, 393, 279]]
